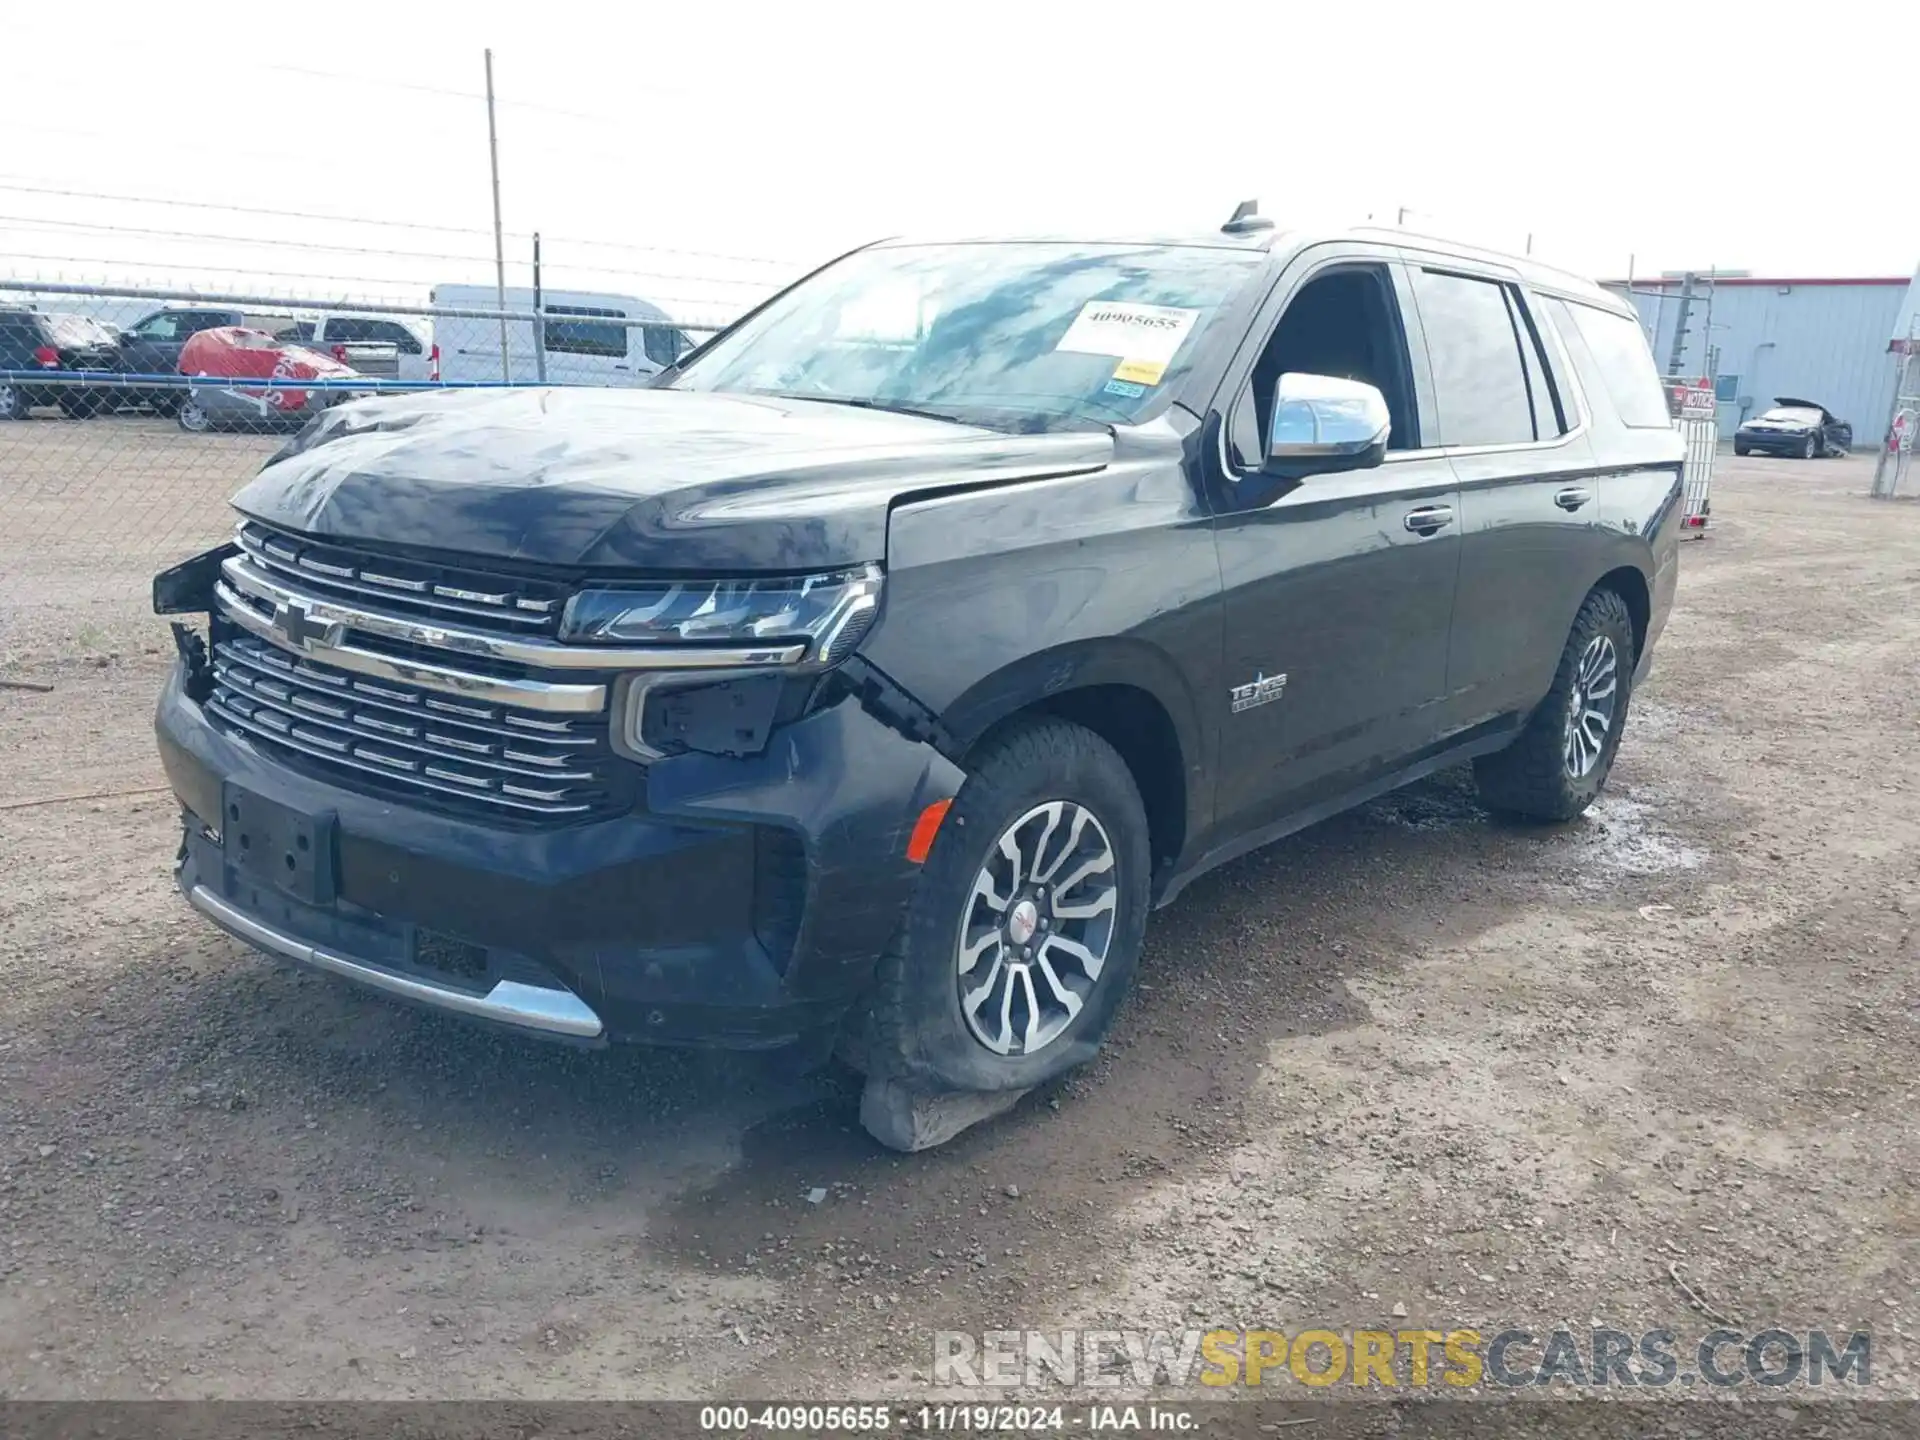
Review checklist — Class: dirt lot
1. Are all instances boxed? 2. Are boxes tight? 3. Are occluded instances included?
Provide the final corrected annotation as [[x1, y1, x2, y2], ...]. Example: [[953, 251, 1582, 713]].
[[1, 423, 1917, 1414]]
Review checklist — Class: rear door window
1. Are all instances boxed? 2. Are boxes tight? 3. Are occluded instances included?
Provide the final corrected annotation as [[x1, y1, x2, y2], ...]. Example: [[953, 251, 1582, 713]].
[[1550, 299, 1671, 429], [1410, 269, 1538, 448], [1507, 290, 1568, 438], [543, 305, 629, 358], [0, 313, 40, 363], [362, 320, 423, 354]]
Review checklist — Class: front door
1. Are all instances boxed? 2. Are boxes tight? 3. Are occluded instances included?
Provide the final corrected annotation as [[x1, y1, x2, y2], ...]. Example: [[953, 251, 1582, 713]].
[[1209, 251, 1462, 840]]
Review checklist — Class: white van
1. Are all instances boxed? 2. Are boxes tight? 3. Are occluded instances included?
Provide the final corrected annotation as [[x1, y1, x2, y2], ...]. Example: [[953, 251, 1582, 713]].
[[427, 285, 693, 387]]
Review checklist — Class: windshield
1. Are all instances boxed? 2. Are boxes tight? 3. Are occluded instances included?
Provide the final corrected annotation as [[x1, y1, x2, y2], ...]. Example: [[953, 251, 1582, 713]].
[[669, 242, 1265, 430], [1760, 406, 1823, 425]]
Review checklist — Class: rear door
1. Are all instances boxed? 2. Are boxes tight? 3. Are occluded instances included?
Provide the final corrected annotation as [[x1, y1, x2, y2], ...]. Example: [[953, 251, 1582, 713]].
[[1404, 260, 1599, 729], [0, 311, 43, 390], [1209, 246, 1464, 838]]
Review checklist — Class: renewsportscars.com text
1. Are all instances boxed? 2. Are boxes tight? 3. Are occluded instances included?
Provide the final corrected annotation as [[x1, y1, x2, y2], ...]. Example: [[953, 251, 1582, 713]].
[[933, 1327, 1872, 1390]]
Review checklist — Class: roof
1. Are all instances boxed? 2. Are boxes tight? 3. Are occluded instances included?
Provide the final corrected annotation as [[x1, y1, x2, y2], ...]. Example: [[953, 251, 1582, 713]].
[[869, 224, 1626, 310], [1600, 275, 1911, 288]]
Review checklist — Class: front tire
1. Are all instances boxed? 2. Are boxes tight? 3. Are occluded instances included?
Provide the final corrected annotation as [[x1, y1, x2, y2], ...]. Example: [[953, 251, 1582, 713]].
[[1802, 433, 1819, 460], [1473, 588, 1636, 821], [176, 396, 213, 433], [864, 718, 1151, 1095], [0, 383, 29, 420], [1733, 441, 1750, 457]]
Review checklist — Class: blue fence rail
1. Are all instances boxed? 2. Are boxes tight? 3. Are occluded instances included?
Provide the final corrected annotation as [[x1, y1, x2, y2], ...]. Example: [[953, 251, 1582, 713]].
[[0, 369, 555, 392]]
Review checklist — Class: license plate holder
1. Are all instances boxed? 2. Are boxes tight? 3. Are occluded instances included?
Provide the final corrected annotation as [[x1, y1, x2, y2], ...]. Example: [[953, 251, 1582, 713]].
[[222, 783, 336, 906]]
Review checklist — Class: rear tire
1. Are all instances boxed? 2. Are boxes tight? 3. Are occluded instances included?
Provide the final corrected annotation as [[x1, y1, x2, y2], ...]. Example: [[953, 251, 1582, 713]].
[[1473, 588, 1636, 822], [0, 383, 26, 420], [177, 396, 213, 433], [864, 718, 1151, 1095]]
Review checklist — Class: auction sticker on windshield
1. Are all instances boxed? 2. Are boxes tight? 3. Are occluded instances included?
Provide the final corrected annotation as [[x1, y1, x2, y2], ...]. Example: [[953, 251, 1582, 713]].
[[1057, 302, 1198, 386]]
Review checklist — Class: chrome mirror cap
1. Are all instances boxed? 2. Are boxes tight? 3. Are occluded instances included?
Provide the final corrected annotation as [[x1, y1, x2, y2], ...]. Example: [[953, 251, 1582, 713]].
[[1268, 372, 1391, 462]]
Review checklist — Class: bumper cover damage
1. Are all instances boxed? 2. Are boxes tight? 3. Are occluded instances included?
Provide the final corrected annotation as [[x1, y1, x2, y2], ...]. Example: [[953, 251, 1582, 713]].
[[157, 659, 964, 1048]]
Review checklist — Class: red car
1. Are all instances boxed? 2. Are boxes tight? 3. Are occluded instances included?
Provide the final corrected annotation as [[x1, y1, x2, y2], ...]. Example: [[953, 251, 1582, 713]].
[[176, 327, 369, 433]]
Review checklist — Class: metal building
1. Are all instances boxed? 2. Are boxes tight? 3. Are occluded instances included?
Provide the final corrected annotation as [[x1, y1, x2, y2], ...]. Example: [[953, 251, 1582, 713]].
[[1603, 274, 1910, 442]]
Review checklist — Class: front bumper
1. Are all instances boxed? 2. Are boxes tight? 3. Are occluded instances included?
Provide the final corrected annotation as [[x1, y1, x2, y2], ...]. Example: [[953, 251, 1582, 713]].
[[1736, 429, 1814, 453], [157, 663, 963, 1048]]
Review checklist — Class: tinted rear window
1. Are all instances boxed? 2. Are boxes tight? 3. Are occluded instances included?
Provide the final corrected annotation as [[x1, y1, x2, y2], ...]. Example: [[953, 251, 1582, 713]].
[[1553, 299, 1671, 429], [544, 305, 628, 358], [1410, 269, 1537, 448]]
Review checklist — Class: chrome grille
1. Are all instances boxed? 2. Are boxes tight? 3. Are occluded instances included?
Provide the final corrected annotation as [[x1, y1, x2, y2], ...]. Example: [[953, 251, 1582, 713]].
[[207, 632, 616, 818], [235, 521, 569, 633]]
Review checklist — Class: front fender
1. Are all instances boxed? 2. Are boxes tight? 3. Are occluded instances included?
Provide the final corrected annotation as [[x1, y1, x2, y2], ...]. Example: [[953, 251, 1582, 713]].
[[860, 442, 1221, 871]]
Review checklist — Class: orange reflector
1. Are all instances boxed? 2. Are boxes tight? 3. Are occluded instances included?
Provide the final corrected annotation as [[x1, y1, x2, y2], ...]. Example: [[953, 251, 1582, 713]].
[[906, 798, 953, 864]]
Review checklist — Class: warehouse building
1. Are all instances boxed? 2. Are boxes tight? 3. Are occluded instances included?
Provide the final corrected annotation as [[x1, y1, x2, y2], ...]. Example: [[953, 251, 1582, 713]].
[[1603, 273, 1910, 443]]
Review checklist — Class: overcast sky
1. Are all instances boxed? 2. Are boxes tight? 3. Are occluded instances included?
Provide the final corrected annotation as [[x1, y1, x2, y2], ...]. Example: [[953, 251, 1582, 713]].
[[5, 0, 1915, 325]]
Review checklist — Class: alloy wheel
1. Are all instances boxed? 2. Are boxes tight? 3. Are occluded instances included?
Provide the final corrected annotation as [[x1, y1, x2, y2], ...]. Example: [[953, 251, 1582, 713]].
[[1563, 635, 1619, 779], [0, 383, 20, 419], [955, 800, 1119, 1057], [178, 398, 210, 432]]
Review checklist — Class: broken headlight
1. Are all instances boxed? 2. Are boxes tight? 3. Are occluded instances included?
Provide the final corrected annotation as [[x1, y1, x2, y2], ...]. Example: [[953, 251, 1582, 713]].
[[560, 564, 882, 665]]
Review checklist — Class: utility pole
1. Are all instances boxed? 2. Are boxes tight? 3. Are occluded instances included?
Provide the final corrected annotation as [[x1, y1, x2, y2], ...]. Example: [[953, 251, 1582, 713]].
[[484, 48, 510, 383], [1665, 271, 1696, 377]]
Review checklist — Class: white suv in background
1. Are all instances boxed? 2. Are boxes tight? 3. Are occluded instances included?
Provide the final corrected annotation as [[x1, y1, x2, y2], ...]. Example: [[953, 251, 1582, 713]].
[[275, 314, 433, 383]]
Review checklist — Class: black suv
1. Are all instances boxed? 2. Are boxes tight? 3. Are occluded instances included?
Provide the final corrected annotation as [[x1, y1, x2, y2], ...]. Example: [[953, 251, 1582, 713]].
[[0, 306, 122, 419], [153, 212, 1683, 1148]]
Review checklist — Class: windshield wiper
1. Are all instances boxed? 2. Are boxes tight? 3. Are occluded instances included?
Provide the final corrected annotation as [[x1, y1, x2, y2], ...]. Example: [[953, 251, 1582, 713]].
[[768, 393, 967, 426]]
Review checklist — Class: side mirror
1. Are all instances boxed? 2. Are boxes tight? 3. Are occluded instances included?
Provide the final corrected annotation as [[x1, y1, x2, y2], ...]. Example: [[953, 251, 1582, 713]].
[[1266, 372, 1390, 476]]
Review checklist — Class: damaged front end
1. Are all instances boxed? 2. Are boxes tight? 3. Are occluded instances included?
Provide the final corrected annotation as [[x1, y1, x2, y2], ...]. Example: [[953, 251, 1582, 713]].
[[150, 531, 965, 1050]]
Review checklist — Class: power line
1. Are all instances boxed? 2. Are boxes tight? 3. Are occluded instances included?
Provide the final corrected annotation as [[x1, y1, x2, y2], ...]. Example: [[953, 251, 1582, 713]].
[[0, 214, 774, 289], [0, 178, 798, 269], [0, 253, 744, 321], [244, 59, 698, 128]]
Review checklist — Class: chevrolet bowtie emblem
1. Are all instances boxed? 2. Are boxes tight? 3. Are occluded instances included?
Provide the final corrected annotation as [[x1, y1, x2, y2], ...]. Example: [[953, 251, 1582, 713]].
[[270, 599, 342, 651]]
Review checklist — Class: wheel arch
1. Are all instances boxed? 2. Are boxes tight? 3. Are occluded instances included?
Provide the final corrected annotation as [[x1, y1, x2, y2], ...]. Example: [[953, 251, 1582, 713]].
[[940, 639, 1205, 877], [1593, 563, 1650, 661]]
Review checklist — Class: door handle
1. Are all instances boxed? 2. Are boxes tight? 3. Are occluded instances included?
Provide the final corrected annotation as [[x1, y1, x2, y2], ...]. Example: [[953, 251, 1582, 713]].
[[1403, 505, 1454, 535], [1555, 486, 1594, 511]]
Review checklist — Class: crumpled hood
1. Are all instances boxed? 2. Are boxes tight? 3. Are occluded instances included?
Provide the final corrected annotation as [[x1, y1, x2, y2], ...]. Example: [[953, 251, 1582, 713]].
[[231, 386, 1112, 572]]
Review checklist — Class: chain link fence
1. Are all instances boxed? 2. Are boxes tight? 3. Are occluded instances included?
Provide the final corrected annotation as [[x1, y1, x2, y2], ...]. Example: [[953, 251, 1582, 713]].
[[1870, 335, 1919, 500], [0, 278, 768, 664]]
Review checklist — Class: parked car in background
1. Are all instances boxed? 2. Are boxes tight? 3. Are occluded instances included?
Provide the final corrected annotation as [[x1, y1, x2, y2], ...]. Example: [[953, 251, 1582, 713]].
[[428, 284, 691, 386], [175, 327, 371, 433], [273, 314, 431, 382], [119, 307, 289, 413], [1734, 397, 1852, 458], [0, 306, 123, 419]]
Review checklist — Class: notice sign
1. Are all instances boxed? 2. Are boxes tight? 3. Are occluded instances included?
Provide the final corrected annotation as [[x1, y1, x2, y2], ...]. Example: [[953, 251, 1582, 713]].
[[1056, 302, 1198, 386], [1666, 379, 1715, 421]]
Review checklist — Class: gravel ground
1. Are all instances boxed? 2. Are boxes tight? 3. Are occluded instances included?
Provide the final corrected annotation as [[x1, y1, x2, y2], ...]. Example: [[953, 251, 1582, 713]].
[[1, 428, 1916, 1420]]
